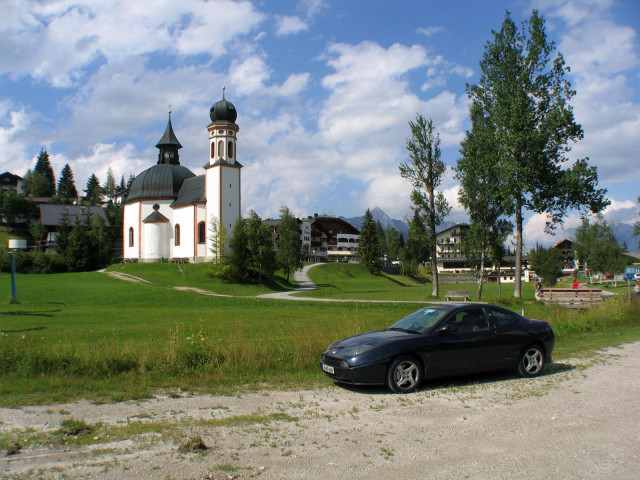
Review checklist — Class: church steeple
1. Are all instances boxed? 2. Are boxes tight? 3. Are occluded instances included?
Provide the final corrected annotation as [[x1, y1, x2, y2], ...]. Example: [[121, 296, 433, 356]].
[[156, 107, 182, 165]]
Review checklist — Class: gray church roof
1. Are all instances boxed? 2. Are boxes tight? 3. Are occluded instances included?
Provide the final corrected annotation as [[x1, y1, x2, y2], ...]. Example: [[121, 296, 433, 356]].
[[126, 164, 195, 203], [172, 175, 205, 207]]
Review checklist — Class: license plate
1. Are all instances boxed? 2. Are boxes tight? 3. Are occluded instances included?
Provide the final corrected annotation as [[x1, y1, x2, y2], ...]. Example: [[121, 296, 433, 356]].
[[322, 364, 335, 374]]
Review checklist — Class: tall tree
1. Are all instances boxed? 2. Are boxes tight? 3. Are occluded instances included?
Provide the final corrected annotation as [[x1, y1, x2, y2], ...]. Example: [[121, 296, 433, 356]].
[[406, 210, 429, 266], [0, 190, 37, 231], [228, 217, 251, 282], [55, 207, 73, 266], [126, 174, 136, 191], [400, 115, 450, 296], [104, 167, 117, 197], [209, 215, 229, 265], [57, 164, 78, 202], [634, 196, 640, 250], [33, 149, 56, 196], [384, 227, 403, 263], [83, 173, 103, 205], [456, 102, 512, 300], [467, 10, 608, 298], [358, 208, 382, 274], [573, 217, 625, 275], [276, 206, 303, 282], [245, 210, 276, 282]]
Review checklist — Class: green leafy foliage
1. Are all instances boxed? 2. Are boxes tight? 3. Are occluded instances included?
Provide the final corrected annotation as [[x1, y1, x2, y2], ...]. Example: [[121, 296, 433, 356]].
[[573, 217, 626, 274], [400, 115, 450, 296], [358, 209, 382, 274], [529, 245, 564, 286], [276, 206, 303, 281], [467, 10, 609, 298]]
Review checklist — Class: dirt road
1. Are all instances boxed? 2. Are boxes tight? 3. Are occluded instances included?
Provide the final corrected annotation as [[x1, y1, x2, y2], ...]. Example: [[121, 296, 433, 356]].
[[1, 343, 639, 479]]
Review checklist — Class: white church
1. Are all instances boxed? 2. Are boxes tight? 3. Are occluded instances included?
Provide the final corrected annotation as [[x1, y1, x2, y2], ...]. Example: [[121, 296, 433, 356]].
[[123, 93, 241, 262]]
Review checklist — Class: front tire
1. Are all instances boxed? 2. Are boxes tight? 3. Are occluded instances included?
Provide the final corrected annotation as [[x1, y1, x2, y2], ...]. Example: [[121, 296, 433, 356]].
[[386, 356, 423, 393], [516, 344, 545, 377]]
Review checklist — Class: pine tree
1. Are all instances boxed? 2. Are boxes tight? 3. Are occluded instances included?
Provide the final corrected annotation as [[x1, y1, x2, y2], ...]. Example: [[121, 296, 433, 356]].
[[358, 209, 382, 274], [33, 149, 56, 196], [55, 207, 73, 265], [57, 164, 78, 202], [229, 218, 250, 282], [104, 167, 116, 197], [83, 174, 103, 205]]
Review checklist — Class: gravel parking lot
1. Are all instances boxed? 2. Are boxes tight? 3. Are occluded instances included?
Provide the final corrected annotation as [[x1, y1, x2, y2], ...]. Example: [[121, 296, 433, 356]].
[[1, 342, 639, 480]]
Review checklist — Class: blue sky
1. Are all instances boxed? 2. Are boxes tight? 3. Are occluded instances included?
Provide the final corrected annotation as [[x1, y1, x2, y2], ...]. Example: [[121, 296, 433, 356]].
[[1, 0, 639, 246]]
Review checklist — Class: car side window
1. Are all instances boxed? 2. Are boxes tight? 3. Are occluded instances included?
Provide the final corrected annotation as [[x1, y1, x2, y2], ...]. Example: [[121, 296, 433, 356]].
[[487, 308, 520, 328], [446, 308, 488, 333]]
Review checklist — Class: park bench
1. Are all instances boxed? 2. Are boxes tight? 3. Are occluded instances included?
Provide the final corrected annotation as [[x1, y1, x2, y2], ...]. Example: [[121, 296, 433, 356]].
[[445, 290, 471, 302], [539, 288, 602, 308], [170, 257, 189, 264]]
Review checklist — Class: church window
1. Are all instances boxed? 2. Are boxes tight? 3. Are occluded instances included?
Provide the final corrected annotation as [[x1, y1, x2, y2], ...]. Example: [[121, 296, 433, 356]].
[[210, 142, 215, 159], [228, 141, 234, 158], [175, 224, 181, 246], [198, 222, 205, 244], [129, 227, 134, 247], [218, 140, 224, 158]]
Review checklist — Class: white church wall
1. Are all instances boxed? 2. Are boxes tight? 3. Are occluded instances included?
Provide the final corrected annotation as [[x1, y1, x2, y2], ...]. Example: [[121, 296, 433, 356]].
[[173, 205, 195, 259], [144, 222, 168, 260], [123, 203, 140, 259]]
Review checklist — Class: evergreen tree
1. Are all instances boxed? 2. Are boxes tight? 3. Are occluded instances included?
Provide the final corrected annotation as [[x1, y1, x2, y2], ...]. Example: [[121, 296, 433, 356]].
[[276, 206, 303, 282], [384, 227, 403, 263], [33, 149, 56, 196], [467, 10, 608, 298], [358, 209, 382, 274], [57, 164, 78, 202], [126, 174, 136, 191], [118, 175, 126, 192], [406, 210, 429, 266], [83, 174, 103, 205], [55, 207, 73, 265], [104, 167, 117, 197], [400, 115, 450, 296], [67, 213, 91, 272], [29, 220, 46, 251], [229, 218, 251, 282]]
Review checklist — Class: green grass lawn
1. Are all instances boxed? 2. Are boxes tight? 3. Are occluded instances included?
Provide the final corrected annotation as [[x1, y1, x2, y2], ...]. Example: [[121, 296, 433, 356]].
[[1, 262, 638, 406]]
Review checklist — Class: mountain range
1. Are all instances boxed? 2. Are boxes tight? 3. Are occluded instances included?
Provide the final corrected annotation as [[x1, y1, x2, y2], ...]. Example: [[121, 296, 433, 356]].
[[342, 207, 640, 253]]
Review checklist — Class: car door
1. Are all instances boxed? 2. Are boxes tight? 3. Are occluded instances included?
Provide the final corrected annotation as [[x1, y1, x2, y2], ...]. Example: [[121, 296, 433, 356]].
[[484, 306, 527, 367], [429, 307, 496, 375]]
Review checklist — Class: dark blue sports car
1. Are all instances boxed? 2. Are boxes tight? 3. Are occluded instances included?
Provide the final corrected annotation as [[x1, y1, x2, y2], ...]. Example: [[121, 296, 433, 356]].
[[321, 304, 555, 393]]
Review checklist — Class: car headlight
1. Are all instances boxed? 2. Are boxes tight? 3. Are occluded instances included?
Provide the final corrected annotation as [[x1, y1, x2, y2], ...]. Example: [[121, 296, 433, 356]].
[[347, 344, 375, 356]]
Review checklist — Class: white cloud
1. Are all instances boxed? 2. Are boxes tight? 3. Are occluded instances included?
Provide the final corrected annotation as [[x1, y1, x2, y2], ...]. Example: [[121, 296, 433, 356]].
[[275, 15, 308, 36], [0, 0, 264, 87], [417, 26, 443, 37]]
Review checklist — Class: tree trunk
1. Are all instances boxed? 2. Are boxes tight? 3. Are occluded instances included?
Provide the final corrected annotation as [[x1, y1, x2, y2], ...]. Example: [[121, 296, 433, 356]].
[[514, 205, 523, 299], [477, 249, 485, 300]]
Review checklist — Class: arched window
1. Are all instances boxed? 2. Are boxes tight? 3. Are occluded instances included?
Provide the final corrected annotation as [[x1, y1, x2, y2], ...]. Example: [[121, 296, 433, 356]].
[[198, 222, 205, 244], [175, 224, 181, 246], [228, 141, 234, 158], [218, 140, 224, 158], [210, 142, 215, 159], [129, 227, 134, 247]]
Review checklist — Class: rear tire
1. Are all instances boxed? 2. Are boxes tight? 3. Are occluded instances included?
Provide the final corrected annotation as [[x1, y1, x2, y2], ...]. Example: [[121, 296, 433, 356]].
[[386, 356, 423, 393], [516, 344, 545, 377]]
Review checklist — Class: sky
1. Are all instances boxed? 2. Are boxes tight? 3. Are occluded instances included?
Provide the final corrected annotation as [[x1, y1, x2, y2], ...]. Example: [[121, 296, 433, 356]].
[[1, 0, 639, 247]]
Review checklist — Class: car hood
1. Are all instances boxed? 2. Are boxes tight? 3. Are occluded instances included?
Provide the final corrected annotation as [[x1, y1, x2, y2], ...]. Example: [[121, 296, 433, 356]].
[[324, 330, 414, 357]]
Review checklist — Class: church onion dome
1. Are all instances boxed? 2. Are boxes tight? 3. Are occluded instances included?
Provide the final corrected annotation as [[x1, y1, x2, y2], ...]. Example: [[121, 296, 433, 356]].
[[209, 94, 237, 124], [125, 164, 195, 203]]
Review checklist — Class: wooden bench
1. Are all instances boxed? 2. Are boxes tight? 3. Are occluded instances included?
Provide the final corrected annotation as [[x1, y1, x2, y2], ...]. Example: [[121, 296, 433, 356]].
[[539, 288, 602, 308], [445, 290, 471, 302]]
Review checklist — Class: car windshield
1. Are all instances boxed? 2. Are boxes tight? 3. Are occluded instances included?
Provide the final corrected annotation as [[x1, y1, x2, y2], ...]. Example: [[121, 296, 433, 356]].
[[388, 307, 450, 334]]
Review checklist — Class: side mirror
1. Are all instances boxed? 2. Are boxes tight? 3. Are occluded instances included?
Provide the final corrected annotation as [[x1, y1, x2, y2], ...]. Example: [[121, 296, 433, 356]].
[[436, 325, 453, 335]]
